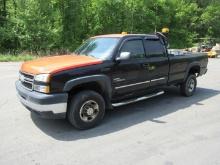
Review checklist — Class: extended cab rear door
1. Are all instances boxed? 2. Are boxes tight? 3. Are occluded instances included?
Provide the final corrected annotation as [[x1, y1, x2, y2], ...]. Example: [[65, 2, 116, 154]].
[[144, 38, 169, 86]]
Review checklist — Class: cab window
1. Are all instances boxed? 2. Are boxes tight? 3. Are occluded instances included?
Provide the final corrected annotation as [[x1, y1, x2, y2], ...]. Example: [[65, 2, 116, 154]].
[[120, 40, 145, 59], [144, 40, 166, 57]]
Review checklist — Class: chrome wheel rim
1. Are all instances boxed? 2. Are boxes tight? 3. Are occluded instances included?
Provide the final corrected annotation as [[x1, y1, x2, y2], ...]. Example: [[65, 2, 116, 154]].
[[188, 79, 195, 93], [79, 100, 99, 122]]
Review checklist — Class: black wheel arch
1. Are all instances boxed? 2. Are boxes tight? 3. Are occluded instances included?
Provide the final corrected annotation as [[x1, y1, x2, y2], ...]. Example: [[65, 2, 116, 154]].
[[63, 75, 113, 109], [184, 62, 201, 81]]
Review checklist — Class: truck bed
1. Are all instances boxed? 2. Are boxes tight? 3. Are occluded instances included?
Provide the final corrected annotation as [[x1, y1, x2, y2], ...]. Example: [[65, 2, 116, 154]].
[[168, 52, 208, 84]]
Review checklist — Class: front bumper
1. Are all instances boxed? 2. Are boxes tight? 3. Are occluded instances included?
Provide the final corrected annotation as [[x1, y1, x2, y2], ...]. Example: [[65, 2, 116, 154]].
[[16, 81, 68, 119]]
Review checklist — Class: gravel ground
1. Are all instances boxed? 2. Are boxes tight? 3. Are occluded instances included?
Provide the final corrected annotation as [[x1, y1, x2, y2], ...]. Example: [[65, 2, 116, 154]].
[[0, 59, 220, 165]]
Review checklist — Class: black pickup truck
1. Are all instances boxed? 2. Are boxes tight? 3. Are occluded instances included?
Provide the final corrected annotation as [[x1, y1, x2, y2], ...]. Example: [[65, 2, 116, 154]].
[[16, 33, 208, 129]]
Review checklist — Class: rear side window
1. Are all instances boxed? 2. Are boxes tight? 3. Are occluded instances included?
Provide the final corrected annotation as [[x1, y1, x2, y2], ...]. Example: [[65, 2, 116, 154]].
[[144, 40, 166, 57], [120, 40, 145, 59]]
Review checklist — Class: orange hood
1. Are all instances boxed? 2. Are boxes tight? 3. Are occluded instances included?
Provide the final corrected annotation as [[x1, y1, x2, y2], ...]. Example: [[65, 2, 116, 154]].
[[20, 55, 103, 75]]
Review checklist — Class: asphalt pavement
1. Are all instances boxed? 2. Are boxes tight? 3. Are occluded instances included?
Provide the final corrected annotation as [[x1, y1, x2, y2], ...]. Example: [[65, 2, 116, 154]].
[[0, 59, 220, 165]]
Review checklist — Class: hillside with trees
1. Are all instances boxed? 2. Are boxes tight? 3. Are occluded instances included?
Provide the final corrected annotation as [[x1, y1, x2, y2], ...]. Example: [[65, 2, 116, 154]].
[[0, 0, 220, 55]]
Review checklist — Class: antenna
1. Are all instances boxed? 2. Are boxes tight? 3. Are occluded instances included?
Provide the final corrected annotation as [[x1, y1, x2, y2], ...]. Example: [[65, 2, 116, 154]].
[[131, 0, 134, 33], [154, 3, 158, 33]]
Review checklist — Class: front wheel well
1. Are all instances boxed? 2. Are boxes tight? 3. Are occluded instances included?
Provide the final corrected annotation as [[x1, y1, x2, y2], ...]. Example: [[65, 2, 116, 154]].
[[68, 82, 104, 98], [67, 81, 112, 110]]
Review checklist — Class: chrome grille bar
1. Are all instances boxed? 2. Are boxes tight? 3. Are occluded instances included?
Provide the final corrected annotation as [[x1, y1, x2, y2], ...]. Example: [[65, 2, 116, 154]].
[[19, 72, 34, 90]]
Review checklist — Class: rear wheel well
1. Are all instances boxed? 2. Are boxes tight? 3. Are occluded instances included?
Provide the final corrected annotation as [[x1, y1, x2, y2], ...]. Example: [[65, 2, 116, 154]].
[[188, 66, 200, 76]]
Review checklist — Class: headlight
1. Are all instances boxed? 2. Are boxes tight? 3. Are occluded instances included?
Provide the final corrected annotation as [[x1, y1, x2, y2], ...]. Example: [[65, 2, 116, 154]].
[[34, 85, 50, 93], [34, 74, 50, 83], [34, 74, 50, 93]]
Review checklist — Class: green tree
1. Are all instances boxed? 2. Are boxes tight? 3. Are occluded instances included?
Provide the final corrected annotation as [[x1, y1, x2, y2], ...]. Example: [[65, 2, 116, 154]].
[[1, 0, 220, 54], [200, 3, 220, 39]]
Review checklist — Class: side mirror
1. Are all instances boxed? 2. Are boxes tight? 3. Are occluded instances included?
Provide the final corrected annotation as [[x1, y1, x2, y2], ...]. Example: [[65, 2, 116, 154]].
[[116, 52, 131, 61]]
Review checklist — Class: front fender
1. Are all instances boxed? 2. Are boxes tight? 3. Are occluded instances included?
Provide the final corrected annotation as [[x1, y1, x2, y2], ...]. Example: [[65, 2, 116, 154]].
[[63, 74, 112, 100]]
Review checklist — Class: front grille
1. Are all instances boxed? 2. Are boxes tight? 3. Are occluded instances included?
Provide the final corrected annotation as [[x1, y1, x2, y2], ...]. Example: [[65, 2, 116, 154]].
[[21, 72, 34, 80], [19, 72, 34, 90]]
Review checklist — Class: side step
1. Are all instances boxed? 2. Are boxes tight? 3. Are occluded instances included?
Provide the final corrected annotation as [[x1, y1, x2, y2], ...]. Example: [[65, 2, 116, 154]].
[[112, 91, 165, 107]]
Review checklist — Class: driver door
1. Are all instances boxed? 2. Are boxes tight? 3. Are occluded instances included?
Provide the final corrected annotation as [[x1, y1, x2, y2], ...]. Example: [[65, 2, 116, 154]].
[[112, 38, 150, 96]]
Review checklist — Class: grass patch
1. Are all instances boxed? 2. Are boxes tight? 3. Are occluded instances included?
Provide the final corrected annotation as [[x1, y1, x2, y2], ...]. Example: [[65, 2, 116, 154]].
[[0, 54, 37, 62]]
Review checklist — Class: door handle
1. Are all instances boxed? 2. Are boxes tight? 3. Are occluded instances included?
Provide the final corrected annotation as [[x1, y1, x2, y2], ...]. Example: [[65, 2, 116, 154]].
[[142, 64, 155, 71], [148, 64, 156, 71], [142, 63, 149, 69]]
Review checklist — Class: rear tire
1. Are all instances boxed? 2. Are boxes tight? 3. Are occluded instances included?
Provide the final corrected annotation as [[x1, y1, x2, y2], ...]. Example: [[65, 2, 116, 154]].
[[67, 90, 105, 130], [180, 74, 197, 97]]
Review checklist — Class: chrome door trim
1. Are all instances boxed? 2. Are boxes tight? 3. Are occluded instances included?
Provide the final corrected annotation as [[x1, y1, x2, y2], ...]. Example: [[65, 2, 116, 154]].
[[115, 77, 166, 90], [115, 80, 150, 90], [151, 77, 166, 82]]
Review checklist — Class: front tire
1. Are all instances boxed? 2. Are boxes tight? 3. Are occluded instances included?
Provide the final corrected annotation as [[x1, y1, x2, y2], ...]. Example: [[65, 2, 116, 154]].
[[67, 90, 105, 130], [180, 74, 197, 97]]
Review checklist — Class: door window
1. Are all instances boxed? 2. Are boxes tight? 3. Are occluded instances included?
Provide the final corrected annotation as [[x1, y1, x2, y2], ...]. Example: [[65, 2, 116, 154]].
[[144, 40, 166, 57], [120, 40, 145, 59]]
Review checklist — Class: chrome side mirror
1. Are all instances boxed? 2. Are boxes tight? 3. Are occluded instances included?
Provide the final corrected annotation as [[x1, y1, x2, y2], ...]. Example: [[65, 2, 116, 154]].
[[116, 52, 131, 61]]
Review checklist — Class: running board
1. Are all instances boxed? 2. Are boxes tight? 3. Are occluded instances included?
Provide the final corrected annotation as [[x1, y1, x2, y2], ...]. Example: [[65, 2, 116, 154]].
[[112, 91, 165, 107]]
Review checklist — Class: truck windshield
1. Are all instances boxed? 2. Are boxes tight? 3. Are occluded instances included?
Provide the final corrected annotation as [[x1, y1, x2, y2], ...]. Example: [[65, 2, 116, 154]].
[[75, 37, 120, 59]]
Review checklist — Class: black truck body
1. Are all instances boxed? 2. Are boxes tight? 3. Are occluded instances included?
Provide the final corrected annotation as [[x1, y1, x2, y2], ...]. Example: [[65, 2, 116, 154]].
[[16, 33, 208, 129]]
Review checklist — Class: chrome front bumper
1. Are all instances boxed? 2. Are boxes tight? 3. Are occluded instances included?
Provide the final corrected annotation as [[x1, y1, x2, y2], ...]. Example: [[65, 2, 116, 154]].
[[16, 81, 68, 119]]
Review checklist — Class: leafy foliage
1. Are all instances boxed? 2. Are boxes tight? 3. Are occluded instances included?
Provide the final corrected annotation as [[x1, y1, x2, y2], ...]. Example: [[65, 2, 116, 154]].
[[0, 0, 220, 54]]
